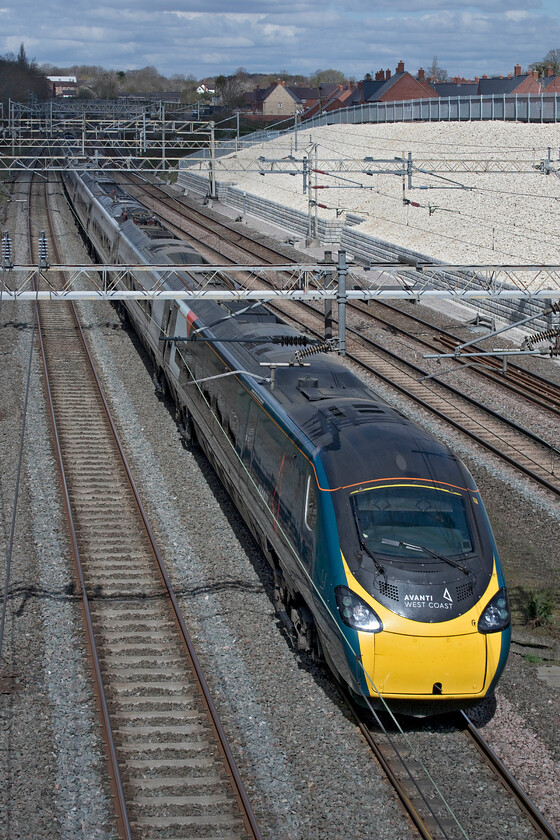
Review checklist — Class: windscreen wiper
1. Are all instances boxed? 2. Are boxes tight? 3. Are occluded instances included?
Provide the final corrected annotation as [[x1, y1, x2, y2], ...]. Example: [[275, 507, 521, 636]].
[[382, 539, 470, 575], [351, 505, 386, 575]]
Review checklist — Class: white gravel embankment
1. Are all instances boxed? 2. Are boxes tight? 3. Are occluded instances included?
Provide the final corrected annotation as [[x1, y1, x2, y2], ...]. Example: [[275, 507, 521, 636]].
[[197, 121, 560, 273]]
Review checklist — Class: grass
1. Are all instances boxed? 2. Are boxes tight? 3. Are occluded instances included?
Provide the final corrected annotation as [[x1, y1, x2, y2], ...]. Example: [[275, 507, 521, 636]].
[[523, 654, 543, 665]]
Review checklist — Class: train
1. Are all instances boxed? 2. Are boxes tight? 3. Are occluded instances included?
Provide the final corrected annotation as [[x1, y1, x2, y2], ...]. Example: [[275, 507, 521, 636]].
[[62, 167, 511, 715]]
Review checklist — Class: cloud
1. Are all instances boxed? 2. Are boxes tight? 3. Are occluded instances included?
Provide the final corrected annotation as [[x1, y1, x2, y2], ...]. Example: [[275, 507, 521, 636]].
[[0, 1, 558, 78]]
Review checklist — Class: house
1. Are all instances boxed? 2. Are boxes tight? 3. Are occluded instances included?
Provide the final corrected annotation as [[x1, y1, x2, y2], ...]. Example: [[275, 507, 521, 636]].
[[477, 65, 541, 96], [244, 81, 320, 120], [197, 81, 215, 96], [351, 62, 439, 105], [300, 82, 357, 119], [542, 67, 560, 93], [432, 81, 479, 97], [47, 76, 78, 97]]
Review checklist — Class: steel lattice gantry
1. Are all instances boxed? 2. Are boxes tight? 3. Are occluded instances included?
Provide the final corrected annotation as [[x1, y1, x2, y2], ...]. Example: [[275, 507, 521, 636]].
[[2, 261, 560, 300]]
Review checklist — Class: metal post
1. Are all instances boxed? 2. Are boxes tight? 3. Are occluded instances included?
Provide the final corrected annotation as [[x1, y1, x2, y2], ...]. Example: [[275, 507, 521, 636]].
[[162, 103, 166, 172], [209, 121, 216, 200], [324, 258, 333, 340], [10, 100, 15, 157], [313, 144, 318, 241], [337, 250, 347, 356], [294, 109, 298, 152]]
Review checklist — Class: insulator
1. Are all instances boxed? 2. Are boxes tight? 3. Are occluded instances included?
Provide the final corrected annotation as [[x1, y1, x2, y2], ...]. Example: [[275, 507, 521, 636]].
[[549, 301, 560, 315], [550, 347, 560, 357], [2, 231, 12, 269], [38, 231, 49, 268], [276, 335, 309, 346], [524, 327, 560, 345], [292, 340, 334, 364]]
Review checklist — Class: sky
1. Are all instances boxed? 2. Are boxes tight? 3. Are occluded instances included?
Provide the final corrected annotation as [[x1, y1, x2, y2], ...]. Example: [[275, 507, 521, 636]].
[[1, 0, 559, 81]]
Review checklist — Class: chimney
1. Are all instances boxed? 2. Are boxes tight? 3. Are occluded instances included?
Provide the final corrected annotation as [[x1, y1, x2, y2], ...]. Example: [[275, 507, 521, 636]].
[[548, 66, 555, 76], [514, 64, 521, 76], [385, 68, 391, 80], [474, 76, 479, 83], [282, 80, 286, 86], [396, 60, 404, 74], [418, 67, 425, 80], [507, 73, 511, 79], [532, 69, 539, 79], [375, 69, 384, 81], [482, 74, 487, 79], [499, 75, 503, 79]]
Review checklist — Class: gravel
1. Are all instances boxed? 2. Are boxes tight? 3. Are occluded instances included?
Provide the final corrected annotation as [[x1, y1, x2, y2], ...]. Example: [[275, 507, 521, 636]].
[[204, 121, 560, 271], [0, 179, 115, 839], [1, 168, 559, 839]]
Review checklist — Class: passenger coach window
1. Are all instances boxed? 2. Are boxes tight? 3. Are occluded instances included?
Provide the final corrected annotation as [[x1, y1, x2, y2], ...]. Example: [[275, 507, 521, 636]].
[[304, 476, 317, 531]]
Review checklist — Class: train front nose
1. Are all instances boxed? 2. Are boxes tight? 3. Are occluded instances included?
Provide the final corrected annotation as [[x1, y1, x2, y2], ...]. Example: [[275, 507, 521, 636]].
[[372, 631, 487, 696]]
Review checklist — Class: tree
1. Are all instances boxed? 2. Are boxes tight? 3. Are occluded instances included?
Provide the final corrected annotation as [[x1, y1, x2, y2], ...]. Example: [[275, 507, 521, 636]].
[[0, 45, 50, 105], [260, 71, 308, 87], [215, 70, 251, 109], [529, 48, 560, 76], [92, 72, 119, 99], [17, 42, 28, 68], [309, 68, 346, 87], [429, 56, 448, 82]]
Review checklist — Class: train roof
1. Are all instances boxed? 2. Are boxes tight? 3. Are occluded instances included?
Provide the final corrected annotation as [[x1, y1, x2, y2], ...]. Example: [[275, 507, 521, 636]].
[[267, 356, 472, 491], [77, 174, 474, 493], [208, 317, 471, 490]]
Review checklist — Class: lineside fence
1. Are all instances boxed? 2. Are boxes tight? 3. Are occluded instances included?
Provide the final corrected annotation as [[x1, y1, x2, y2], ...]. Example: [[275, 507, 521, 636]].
[[299, 92, 560, 129], [185, 92, 560, 162]]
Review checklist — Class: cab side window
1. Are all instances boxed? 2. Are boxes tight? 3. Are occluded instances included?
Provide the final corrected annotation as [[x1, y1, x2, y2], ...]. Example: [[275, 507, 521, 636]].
[[304, 475, 317, 531]]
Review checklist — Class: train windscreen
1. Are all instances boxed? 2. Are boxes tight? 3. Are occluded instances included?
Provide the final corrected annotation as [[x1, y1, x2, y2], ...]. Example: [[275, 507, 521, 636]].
[[351, 484, 474, 559]]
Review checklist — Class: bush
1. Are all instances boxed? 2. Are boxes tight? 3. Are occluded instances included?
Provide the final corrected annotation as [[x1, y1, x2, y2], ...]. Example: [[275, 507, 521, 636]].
[[526, 589, 556, 628]]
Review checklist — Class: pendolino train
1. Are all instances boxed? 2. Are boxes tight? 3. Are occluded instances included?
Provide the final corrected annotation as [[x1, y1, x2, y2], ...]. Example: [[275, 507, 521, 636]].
[[63, 168, 510, 715]]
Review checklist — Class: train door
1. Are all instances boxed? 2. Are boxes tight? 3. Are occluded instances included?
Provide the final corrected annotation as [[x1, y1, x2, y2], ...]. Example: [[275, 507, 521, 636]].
[[242, 399, 259, 474], [168, 307, 186, 382], [161, 304, 176, 365], [300, 472, 317, 571]]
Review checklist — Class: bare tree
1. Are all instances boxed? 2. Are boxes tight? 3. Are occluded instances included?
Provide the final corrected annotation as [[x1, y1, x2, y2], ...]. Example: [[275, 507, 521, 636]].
[[309, 68, 346, 87], [530, 47, 560, 76], [429, 56, 448, 82], [215, 70, 251, 109]]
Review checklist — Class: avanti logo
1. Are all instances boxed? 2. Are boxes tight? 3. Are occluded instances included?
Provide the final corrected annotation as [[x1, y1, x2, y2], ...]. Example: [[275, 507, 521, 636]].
[[443, 588, 453, 603]]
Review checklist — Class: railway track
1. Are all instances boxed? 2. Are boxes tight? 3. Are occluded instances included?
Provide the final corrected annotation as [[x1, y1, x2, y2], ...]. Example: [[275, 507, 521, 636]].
[[281, 301, 560, 496], [345, 698, 560, 840], [114, 173, 560, 499], [28, 173, 262, 840], [352, 299, 560, 417]]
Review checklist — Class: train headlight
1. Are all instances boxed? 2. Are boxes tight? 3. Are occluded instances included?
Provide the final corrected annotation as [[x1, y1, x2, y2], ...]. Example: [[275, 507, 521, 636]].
[[335, 586, 383, 633], [478, 588, 510, 633]]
